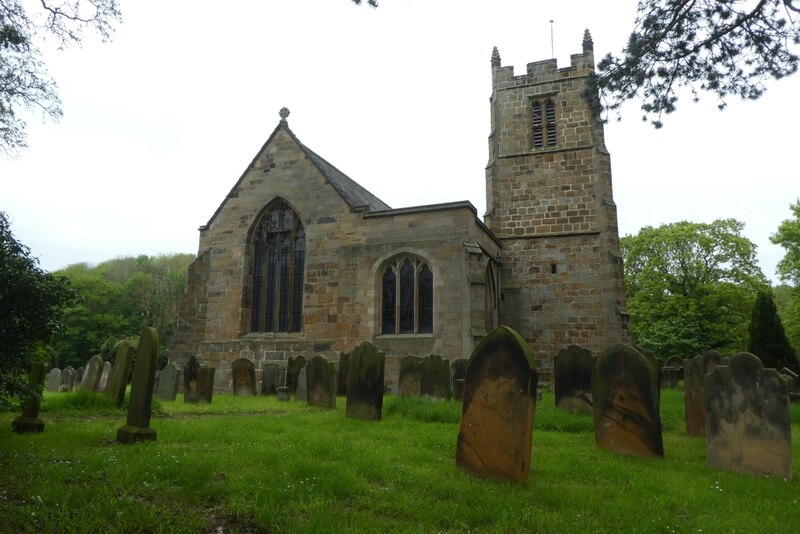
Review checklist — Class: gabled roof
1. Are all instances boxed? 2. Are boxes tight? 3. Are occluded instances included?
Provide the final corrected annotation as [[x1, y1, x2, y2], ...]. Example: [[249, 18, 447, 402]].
[[202, 118, 390, 229]]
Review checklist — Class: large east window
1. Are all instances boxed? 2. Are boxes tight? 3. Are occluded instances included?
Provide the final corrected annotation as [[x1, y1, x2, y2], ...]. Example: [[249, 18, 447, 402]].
[[250, 199, 305, 332], [381, 256, 433, 335]]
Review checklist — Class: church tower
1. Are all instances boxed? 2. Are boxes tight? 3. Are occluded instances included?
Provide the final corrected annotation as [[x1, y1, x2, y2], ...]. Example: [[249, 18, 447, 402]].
[[485, 31, 630, 365]]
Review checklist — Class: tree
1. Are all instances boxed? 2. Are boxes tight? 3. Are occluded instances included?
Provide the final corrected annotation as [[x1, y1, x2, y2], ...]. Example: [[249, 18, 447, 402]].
[[774, 284, 800, 353], [1, 0, 122, 155], [771, 199, 800, 285], [0, 211, 73, 408], [594, 0, 800, 128], [621, 219, 769, 358], [748, 291, 798, 371]]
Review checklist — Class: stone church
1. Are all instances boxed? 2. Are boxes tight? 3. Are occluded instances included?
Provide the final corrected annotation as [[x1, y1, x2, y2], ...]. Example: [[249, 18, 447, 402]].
[[169, 32, 630, 389]]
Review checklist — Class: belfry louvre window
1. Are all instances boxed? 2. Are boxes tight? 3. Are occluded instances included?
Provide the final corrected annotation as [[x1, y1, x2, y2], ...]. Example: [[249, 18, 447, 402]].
[[532, 98, 557, 148], [381, 256, 433, 335], [250, 199, 305, 333]]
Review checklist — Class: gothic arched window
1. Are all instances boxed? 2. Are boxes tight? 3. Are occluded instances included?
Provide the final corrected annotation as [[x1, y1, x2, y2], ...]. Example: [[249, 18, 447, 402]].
[[250, 199, 305, 333], [381, 256, 433, 335]]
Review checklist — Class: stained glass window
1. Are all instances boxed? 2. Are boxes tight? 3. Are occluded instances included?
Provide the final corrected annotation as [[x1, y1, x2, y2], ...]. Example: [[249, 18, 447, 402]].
[[381, 256, 433, 335]]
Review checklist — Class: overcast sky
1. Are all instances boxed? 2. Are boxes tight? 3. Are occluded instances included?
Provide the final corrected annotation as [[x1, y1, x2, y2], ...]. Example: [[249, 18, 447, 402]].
[[1, 0, 798, 283]]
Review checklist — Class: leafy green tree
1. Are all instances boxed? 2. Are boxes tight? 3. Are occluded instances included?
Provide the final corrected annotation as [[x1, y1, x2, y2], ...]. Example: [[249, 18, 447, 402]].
[[748, 292, 798, 371], [1, 0, 122, 155], [0, 211, 73, 408], [621, 219, 769, 358], [774, 284, 800, 353], [771, 199, 800, 286]]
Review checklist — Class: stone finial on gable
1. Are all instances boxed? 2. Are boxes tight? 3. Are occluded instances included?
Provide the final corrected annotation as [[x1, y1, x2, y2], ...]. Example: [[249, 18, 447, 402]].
[[279, 107, 290, 122], [582, 29, 593, 53], [491, 46, 501, 68]]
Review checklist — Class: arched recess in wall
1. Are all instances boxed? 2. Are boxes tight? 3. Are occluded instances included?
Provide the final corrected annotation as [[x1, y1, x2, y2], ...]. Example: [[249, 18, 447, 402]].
[[245, 197, 305, 333], [372, 251, 436, 336]]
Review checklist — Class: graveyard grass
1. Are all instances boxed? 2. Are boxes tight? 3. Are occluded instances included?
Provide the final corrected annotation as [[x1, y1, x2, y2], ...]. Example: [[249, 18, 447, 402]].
[[1, 390, 799, 533]]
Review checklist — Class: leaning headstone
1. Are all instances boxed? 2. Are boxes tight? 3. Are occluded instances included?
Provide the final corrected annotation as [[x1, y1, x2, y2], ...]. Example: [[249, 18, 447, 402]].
[[421, 354, 451, 399], [346, 342, 385, 420], [554, 345, 595, 415], [157, 362, 180, 401], [398, 356, 423, 397], [106, 342, 134, 406], [12, 363, 46, 433], [59, 367, 75, 393], [287, 355, 307, 395], [46, 367, 62, 392], [80, 355, 104, 392], [73, 367, 84, 391], [451, 359, 468, 401], [117, 327, 159, 443], [306, 356, 337, 409], [684, 350, 722, 437], [232, 358, 257, 396], [592, 344, 664, 458], [295, 366, 308, 402], [706, 352, 792, 479], [337, 351, 350, 396], [98, 361, 112, 392], [260, 363, 284, 396], [456, 326, 538, 482]]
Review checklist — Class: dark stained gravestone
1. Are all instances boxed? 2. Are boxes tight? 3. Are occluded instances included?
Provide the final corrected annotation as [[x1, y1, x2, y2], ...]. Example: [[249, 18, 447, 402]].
[[184, 355, 201, 403], [117, 327, 159, 444], [59, 367, 74, 393], [451, 358, 468, 401], [276, 386, 290, 401], [456, 326, 538, 482], [421, 354, 451, 399], [287, 355, 307, 395], [157, 362, 180, 401], [665, 355, 684, 380], [345, 341, 385, 420], [684, 350, 723, 437], [232, 358, 257, 396], [98, 361, 112, 392], [398, 356, 423, 397], [592, 344, 664, 458], [196, 366, 215, 403], [337, 351, 350, 396], [80, 355, 104, 392], [12, 363, 46, 433], [106, 342, 135, 406], [554, 345, 595, 415], [306, 355, 337, 409], [260, 363, 284, 396], [661, 367, 679, 389], [295, 366, 308, 402], [73, 367, 84, 391], [46, 367, 62, 392], [706, 352, 792, 479]]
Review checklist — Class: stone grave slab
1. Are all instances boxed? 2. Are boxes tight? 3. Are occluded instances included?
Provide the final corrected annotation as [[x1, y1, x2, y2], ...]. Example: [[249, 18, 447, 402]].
[[80, 355, 104, 392], [684, 350, 722, 437], [295, 366, 308, 402], [232, 358, 256, 396], [345, 341, 385, 420], [398, 356, 423, 397], [287, 356, 306, 395], [554, 345, 594, 415], [106, 342, 134, 406], [59, 367, 75, 393], [157, 362, 180, 401], [260, 363, 284, 396], [421, 354, 450, 399], [307, 355, 336, 409], [117, 327, 158, 444], [46, 367, 62, 393]]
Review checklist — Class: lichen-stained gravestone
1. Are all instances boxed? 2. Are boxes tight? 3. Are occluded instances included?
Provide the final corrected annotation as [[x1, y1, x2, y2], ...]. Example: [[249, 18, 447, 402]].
[[398, 356, 423, 397], [46, 367, 62, 392], [306, 355, 337, 409], [12, 363, 46, 433], [260, 363, 284, 396], [456, 326, 538, 482], [592, 344, 664, 458], [345, 341, 385, 420], [337, 352, 350, 396], [157, 362, 180, 401], [450, 358, 468, 401], [106, 342, 135, 406], [80, 355, 104, 392], [554, 345, 595, 415], [706, 353, 793, 479], [684, 350, 722, 437], [421, 354, 451, 399], [117, 327, 159, 444], [232, 358, 257, 396], [287, 355, 307, 395]]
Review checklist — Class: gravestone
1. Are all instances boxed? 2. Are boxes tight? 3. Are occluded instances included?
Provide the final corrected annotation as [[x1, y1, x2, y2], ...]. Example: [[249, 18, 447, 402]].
[[260, 363, 284, 396], [117, 327, 159, 443], [98, 361, 112, 392], [295, 366, 308, 402], [398, 356, 423, 396], [684, 350, 723, 437], [306, 356, 337, 409], [661, 367, 679, 389], [276, 386, 290, 401], [665, 355, 684, 380], [59, 367, 75, 393], [592, 344, 664, 458], [345, 341, 385, 420], [80, 355, 104, 392], [46, 367, 62, 392], [232, 358, 257, 396], [287, 356, 307, 395], [106, 342, 134, 406], [450, 359, 468, 401], [73, 367, 84, 391], [421, 354, 451, 399], [778, 367, 799, 403], [153, 370, 161, 394], [196, 366, 215, 403], [184, 355, 200, 403], [554, 345, 595, 415], [456, 326, 538, 482], [337, 351, 350, 396], [157, 362, 180, 401], [706, 352, 792, 479], [12, 363, 46, 433]]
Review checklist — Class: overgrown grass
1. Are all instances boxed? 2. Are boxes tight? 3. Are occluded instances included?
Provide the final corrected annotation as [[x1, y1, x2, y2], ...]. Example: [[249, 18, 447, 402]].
[[1, 389, 799, 533]]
